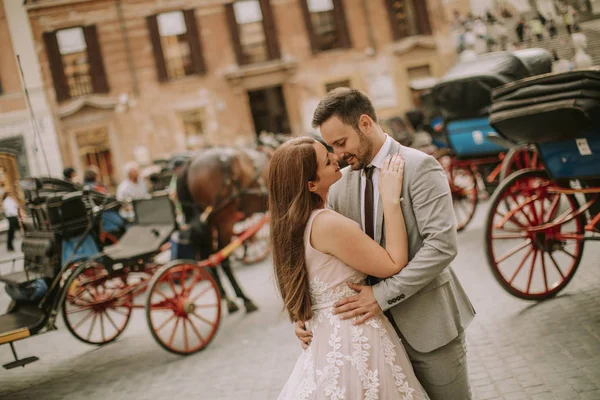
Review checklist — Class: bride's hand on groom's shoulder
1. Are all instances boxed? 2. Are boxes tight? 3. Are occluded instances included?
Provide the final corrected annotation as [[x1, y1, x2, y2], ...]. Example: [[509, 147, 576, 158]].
[[379, 153, 404, 207], [333, 282, 382, 325]]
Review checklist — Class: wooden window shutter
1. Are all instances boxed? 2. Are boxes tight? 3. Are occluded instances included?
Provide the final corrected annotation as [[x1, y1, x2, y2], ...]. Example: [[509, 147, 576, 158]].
[[413, 0, 432, 35], [259, 0, 280, 60], [83, 25, 110, 94], [384, 0, 405, 40], [43, 31, 70, 102], [225, 4, 245, 65], [299, 0, 318, 54], [332, 0, 351, 48], [183, 9, 207, 75], [146, 15, 169, 82]]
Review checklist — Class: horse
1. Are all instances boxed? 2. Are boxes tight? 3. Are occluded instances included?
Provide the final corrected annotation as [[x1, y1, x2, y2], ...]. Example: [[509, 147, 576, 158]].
[[176, 134, 286, 313]]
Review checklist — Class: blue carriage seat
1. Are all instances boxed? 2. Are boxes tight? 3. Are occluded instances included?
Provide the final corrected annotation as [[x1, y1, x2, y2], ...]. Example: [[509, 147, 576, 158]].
[[445, 118, 506, 158]]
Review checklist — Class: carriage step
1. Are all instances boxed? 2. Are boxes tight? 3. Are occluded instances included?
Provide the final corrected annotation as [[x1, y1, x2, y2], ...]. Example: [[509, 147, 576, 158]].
[[3, 356, 39, 370], [2, 342, 39, 369]]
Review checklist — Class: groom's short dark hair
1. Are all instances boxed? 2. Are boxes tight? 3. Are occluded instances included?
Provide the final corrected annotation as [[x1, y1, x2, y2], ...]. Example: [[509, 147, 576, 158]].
[[312, 87, 378, 130]]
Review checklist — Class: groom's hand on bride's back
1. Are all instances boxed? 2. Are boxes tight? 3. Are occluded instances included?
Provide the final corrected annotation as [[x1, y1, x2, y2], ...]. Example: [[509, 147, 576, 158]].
[[295, 321, 313, 350], [333, 282, 382, 325]]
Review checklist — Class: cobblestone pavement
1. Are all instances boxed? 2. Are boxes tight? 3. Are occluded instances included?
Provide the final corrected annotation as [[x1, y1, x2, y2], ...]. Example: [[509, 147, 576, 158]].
[[0, 202, 599, 400]]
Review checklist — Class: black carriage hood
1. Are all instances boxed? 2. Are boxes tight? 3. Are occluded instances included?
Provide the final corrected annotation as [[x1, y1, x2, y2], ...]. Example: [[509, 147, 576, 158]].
[[432, 50, 551, 122]]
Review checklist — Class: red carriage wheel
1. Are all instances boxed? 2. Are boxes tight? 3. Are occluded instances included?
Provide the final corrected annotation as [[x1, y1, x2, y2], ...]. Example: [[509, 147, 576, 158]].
[[146, 260, 221, 355], [437, 155, 478, 231], [233, 214, 271, 265], [499, 145, 541, 182], [62, 261, 133, 345], [485, 170, 585, 300]]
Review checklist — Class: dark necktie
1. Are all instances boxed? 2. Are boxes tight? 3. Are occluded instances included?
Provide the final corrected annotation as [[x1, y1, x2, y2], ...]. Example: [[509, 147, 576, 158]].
[[364, 166, 375, 240]]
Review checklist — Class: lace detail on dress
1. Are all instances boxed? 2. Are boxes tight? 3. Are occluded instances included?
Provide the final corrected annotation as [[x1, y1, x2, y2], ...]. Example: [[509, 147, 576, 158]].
[[379, 324, 416, 399], [293, 346, 317, 400], [345, 324, 380, 399]]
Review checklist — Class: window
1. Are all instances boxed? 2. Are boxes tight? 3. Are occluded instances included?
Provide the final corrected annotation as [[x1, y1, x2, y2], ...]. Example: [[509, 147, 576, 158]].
[[385, 0, 432, 40], [325, 79, 351, 92], [225, 0, 280, 65], [147, 10, 206, 82], [407, 64, 433, 107], [43, 25, 109, 102], [179, 109, 206, 149], [301, 0, 351, 53], [76, 127, 114, 186]]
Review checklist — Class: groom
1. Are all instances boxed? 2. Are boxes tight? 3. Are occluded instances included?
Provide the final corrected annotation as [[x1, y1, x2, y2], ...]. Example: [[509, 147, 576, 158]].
[[295, 88, 475, 399]]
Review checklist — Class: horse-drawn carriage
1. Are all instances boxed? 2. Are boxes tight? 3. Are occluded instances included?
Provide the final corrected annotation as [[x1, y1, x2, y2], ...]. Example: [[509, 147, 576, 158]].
[[484, 68, 600, 300], [431, 49, 552, 230], [0, 169, 269, 369]]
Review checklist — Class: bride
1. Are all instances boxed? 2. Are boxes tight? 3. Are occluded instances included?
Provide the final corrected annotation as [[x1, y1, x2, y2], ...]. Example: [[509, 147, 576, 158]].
[[269, 137, 429, 399]]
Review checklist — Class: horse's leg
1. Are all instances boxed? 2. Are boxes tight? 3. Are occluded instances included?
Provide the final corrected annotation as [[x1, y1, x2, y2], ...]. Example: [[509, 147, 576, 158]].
[[201, 226, 239, 314], [220, 256, 258, 313], [217, 228, 259, 313], [207, 265, 239, 314]]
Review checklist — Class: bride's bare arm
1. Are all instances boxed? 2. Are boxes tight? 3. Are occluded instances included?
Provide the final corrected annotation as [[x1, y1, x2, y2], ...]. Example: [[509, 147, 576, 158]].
[[312, 154, 408, 278], [311, 209, 407, 278]]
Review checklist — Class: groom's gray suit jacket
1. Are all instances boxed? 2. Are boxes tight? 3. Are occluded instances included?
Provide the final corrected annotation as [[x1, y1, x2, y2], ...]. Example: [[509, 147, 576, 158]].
[[327, 139, 475, 353]]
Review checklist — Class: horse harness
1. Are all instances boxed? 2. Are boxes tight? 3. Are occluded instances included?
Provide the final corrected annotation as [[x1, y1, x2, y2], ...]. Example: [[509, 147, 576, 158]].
[[195, 152, 268, 224]]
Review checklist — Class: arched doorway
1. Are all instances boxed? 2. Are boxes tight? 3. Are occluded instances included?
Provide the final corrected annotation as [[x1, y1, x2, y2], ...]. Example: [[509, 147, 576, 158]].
[[0, 151, 22, 200]]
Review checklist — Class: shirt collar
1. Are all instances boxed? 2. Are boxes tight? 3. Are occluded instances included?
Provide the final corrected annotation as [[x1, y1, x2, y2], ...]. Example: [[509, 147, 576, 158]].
[[363, 134, 392, 174]]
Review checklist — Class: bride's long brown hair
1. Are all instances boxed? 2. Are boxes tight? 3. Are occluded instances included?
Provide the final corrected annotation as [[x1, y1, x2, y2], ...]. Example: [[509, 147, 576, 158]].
[[268, 137, 324, 322]]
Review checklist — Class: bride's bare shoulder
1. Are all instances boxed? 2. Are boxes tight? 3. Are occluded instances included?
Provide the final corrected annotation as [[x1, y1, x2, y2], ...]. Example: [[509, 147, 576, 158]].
[[311, 210, 361, 253]]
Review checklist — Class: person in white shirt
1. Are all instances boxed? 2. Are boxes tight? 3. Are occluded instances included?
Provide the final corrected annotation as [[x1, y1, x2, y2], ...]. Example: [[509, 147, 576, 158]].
[[116, 162, 149, 221], [2, 192, 19, 251], [116, 162, 149, 202]]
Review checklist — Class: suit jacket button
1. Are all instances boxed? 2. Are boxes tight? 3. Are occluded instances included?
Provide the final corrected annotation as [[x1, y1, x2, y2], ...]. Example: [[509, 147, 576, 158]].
[[400, 294, 405, 299], [387, 300, 393, 305]]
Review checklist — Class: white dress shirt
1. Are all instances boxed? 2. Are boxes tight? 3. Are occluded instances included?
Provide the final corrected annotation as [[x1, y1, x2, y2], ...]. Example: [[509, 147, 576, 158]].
[[2, 196, 19, 217], [116, 179, 148, 201], [360, 134, 393, 234]]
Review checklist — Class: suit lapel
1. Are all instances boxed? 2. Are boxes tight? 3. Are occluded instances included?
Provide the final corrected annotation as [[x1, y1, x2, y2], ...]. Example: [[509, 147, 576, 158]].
[[375, 140, 402, 244], [346, 170, 361, 225]]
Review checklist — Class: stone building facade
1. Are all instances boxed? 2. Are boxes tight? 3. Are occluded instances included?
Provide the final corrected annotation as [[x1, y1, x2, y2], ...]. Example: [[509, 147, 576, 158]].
[[0, 0, 63, 192], [25, 0, 470, 183]]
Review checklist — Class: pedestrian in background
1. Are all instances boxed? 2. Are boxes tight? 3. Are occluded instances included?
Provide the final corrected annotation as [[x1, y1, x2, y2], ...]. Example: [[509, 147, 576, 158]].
[[3, 192, 19, 252], [63, 166, 77, 183]]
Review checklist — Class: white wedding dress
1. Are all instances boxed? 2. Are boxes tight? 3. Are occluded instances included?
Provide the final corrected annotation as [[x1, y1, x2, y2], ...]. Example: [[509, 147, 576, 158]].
[[278, 209, 429, 400]]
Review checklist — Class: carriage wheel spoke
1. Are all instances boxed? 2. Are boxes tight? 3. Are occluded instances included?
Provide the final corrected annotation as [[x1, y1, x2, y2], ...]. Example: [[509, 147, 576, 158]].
[[526, 250, 539, 294], [100, 312, 106, 343], [541, 254, 549, 292], [67, 304, 95, 314], [105, 309, 120, 331], [87, 313, 98, 341], [495, 209, 526, 229], [167, 274, 180, 297], [73, 309, 95, 330], [183, 318, 189, 352], [548, 253, 566, 279], [188, 316, 206, 344], [189, 284, 213, 304], [561, 248, 576, 259], [153, 287, 171, 301], [544, 194, 560, 222], [191, 311, 215, 327], [168, 317, 180, 347], [509, 193, 535, 225], [156, 313, 177, 333], [508, 247, 533, 284], [111, 307, 130, 316], [496, 239, 532, 263]]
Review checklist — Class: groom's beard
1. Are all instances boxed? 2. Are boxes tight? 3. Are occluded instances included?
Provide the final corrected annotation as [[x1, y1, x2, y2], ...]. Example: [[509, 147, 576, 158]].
[[345, 133, 373, 170]]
